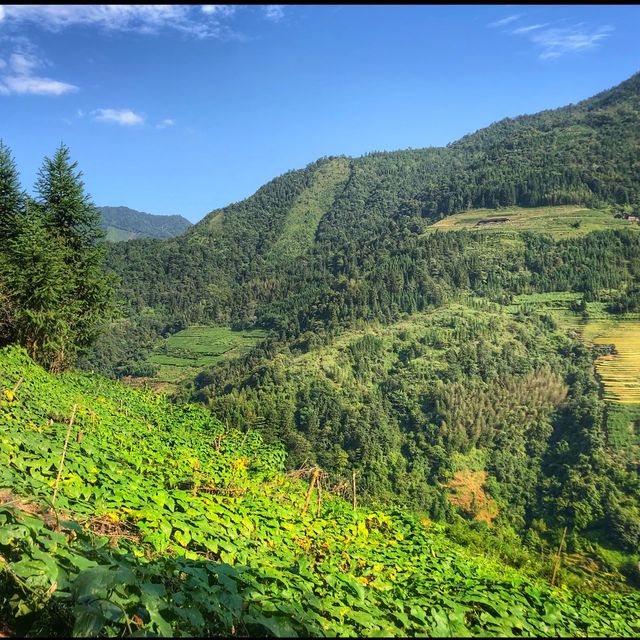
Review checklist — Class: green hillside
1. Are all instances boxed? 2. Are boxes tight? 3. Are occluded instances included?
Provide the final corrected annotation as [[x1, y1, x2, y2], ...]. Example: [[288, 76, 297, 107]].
[[96, 72, 640, 360], [147, 326, 270, 388], [1, 345, 639, 637]]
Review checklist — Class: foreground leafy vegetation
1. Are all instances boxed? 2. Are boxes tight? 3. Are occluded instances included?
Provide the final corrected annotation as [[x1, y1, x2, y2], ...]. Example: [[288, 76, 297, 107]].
[[1, 345, 639, 637]]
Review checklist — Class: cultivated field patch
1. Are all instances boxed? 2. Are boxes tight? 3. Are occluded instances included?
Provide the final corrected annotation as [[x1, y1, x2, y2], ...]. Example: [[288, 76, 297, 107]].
[[427, 206, 640, 239], [148, 326, 269, 384]]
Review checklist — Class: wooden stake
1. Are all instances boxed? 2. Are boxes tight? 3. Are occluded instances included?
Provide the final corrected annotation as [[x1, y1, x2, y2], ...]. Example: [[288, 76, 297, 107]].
[[12, 378, 24, 394], [316, 474, 322, 518], [302, 467, 319, 515], [52, 404, 77, 507], [550, 526, 567, 586], [352, 469, 357, 511]]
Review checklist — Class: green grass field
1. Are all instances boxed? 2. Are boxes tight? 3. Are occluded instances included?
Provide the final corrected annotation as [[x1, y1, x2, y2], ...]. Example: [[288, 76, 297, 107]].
[[147, 326, 269, 384], [266, 157, 350, 264], [426, 206, 640, 239]]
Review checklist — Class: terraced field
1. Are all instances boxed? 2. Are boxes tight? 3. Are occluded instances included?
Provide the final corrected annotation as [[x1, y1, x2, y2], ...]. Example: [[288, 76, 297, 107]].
[[148, 326, 269, 384], [583, 320, 640, 404], [427, 206, 640, 239]]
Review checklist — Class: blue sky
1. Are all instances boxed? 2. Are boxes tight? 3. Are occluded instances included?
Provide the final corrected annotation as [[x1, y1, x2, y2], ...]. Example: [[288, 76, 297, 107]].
[[1, 4, 639, 223]]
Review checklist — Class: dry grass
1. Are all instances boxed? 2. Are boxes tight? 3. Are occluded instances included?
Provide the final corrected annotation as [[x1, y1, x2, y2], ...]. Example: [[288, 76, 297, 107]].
[[446, 469, 499, 526], [581, 320, 640, 404]]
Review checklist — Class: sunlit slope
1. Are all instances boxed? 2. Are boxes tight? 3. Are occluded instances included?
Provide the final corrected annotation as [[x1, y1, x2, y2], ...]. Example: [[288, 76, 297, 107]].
[[427, 206, 640, 239], [147, 325, 270, 386], [1, 345, 639, 637], [266, 157, 350, 264], [582, 320, 640, 404]]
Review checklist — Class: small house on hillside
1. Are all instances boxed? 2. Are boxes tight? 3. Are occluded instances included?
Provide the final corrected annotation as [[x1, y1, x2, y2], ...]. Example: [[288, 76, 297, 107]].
[[474, 217, 511, 227]]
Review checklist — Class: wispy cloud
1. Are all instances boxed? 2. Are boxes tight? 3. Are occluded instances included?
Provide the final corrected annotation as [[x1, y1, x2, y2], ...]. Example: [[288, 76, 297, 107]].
[[512, 24, 547, 35], [488, 15, 521, 28], [92, 108, 144, 126], [0, 51, 77, 96], [488, 13, 613, 60], [530, 25, 613, 60], [157, 118, 175, 129], [0, 5, 285, 38]]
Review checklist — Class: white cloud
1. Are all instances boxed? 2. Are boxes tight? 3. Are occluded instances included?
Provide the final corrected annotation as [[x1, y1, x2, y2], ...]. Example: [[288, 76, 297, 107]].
[[528, 24, 613, 60], [9, 52, 40, 75], [263, 5, 285, 21], [0, 50, 77, 96], [2, 75, 77, 95], [92, 108, 144, 126], [201, 5, 236, 17], [0, 4, 253, 38], [488, 15, 521, 28], [157, 118, 175, 129], [512, 24, 547, 35], [0, 6, 4, 22], [489, 13, 613, 61]]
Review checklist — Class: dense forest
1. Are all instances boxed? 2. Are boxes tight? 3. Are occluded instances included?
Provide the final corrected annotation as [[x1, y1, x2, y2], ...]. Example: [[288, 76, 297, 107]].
[[93, 72, 640, 366]]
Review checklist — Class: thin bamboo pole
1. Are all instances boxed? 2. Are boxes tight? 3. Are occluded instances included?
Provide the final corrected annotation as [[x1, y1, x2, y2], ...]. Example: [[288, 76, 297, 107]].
[[52, 404, 77, 507], [302, 467, 319, 515], [316, 474, 322, 518], [550, 526, 567, 586], [352, 469, 357, 511]]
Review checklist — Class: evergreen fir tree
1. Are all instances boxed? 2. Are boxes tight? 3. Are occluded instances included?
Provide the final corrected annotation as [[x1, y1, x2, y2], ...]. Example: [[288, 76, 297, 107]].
[[4, 213, 76, 370], [33, 144, 113, 365], [35, 143, 104, 251], [0, 140, 25, 242], [0, 143, 113, 369]]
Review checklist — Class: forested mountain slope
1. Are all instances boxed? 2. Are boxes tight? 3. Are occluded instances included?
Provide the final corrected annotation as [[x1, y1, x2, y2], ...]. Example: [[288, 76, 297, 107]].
[[101, 72, 640, 339], [81, 73, 640, 565]]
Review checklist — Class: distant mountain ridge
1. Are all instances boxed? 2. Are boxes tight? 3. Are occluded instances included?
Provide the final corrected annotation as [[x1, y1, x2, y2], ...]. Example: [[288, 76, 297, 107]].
[[98, 205, 192, 241]]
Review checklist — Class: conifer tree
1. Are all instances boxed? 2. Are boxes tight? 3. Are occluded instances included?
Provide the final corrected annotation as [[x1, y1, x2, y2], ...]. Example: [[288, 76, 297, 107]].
[[32, 144, 113, 366], [0, 143, 112, 370], [4, 214, 75, 369], [0, 140, 24, 242], [35, 143, 104, 251]]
